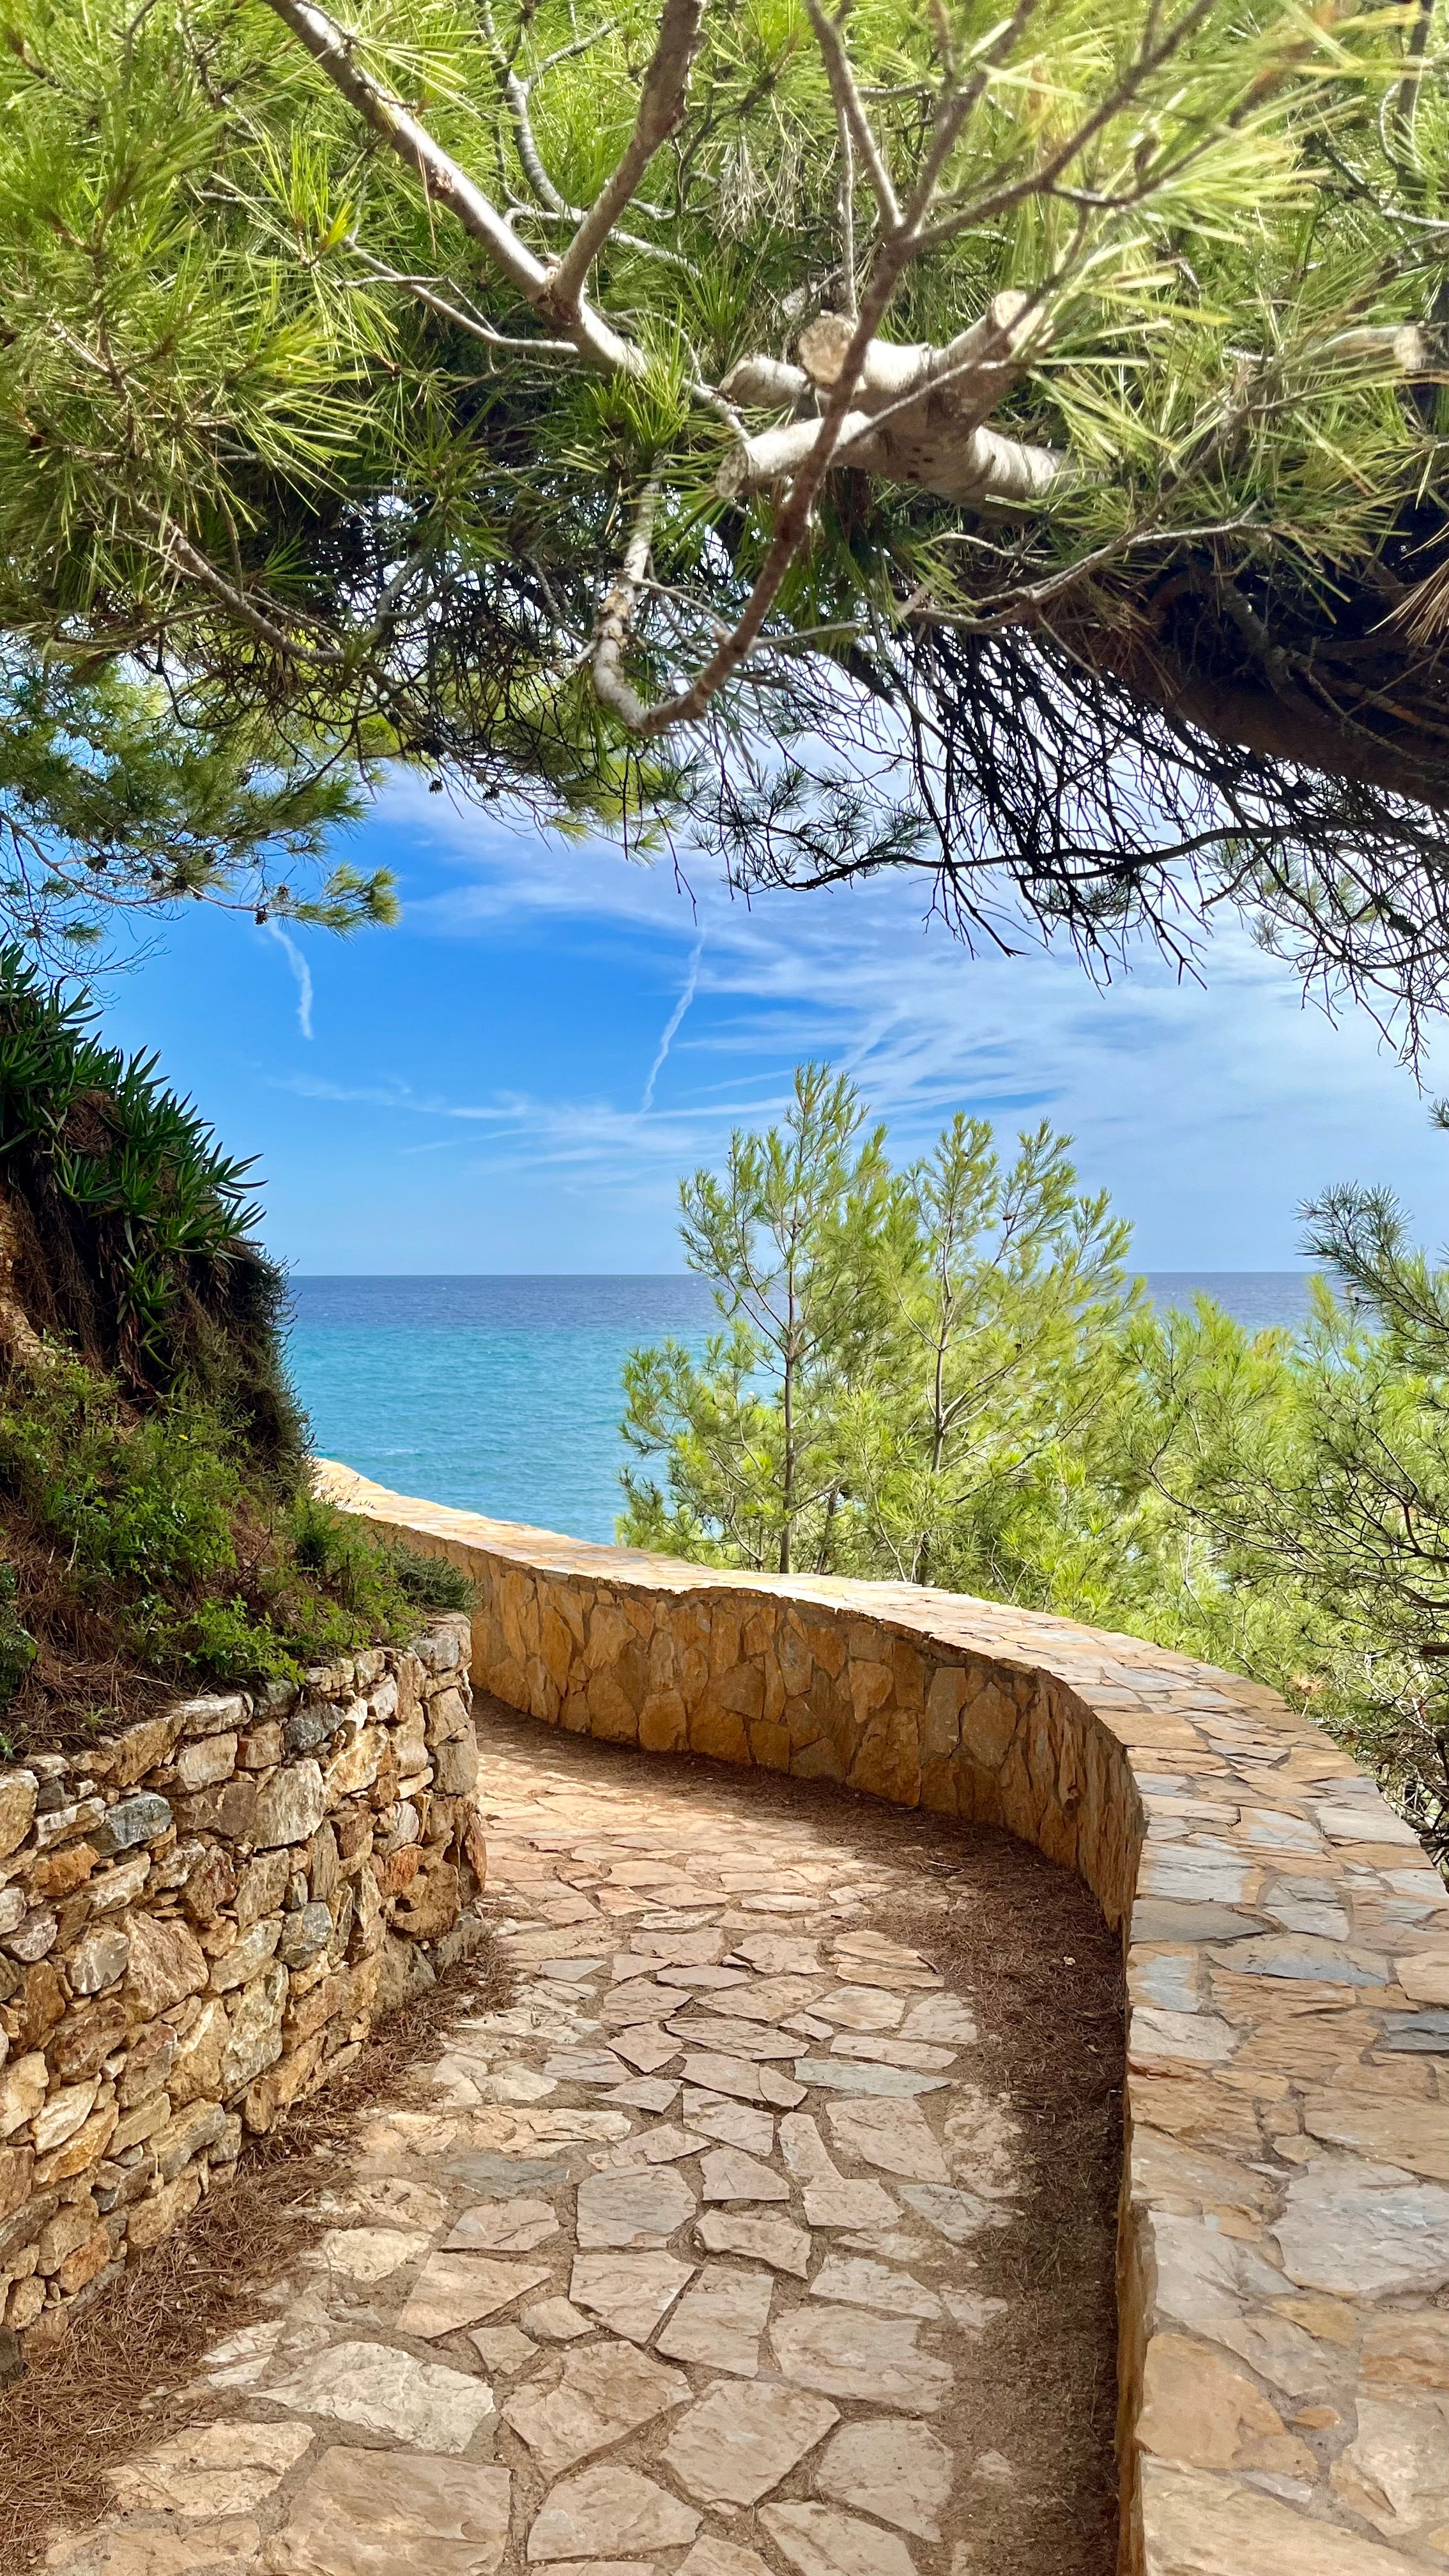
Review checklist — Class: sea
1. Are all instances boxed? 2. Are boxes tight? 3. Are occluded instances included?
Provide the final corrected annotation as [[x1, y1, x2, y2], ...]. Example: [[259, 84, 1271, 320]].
[[286, 1271, 1315, 1547]]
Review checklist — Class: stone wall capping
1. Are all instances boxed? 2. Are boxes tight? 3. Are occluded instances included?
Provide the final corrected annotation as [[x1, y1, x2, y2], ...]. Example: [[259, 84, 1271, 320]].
[[318, 1460, 1449, 2576], [0, 1614, 484, 2360]]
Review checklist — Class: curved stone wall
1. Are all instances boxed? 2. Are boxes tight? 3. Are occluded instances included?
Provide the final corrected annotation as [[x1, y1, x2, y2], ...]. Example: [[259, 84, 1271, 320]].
[[321, 1464, 1449, 2576]]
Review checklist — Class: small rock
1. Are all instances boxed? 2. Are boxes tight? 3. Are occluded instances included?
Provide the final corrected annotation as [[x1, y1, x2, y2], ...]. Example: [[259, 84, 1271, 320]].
[[770, 2305, 953, 2411], [809, 2256, 943, 2320], [824, 2098, 949, 2183], [314, 2227, 431, 2282], [445, 2198, 561, 2255], [525, 2297, 597, 2343], [3, 1908, 58, 1965], [470, 2325, 539, 2374], [898, 2183, 999, 2244], [252, 1760, 327, 1851], [91, 1793, 172, 1859]]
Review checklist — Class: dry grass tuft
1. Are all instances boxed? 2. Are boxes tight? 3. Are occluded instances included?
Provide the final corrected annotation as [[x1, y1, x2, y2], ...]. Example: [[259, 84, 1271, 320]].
[[0, 1922, 514, 2573]]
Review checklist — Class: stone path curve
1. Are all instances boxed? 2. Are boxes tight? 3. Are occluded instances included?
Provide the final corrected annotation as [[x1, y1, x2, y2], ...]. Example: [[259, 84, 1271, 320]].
[[43, 1712, 1055, 2576]]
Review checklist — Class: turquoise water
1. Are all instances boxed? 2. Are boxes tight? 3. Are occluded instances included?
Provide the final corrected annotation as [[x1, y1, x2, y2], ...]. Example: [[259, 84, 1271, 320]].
[[287, 1271, 1314, 1546]]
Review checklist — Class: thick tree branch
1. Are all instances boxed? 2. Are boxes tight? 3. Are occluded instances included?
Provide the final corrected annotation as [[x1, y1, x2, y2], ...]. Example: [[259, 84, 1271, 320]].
[[592, 476, 663, 726]]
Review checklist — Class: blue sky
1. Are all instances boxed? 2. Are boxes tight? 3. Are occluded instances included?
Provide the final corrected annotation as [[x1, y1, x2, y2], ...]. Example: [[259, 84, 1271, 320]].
[[94, 774, 1448, 1274]]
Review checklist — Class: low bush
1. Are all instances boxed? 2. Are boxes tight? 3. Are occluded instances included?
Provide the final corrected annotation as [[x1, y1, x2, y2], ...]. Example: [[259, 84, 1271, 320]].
[[0, 955, 473, 1756]]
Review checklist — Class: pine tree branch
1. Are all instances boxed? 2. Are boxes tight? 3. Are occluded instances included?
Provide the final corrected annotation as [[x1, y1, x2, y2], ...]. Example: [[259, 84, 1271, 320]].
[[256, 0, 644, 373], [544, 0, 708, 313]]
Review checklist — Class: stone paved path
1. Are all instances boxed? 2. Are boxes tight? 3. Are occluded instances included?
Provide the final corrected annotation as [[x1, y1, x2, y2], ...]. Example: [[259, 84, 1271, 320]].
[[42, 1710, 1073, 2576]]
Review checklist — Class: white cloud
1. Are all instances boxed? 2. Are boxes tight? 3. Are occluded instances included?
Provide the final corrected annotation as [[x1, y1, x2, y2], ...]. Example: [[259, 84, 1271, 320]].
[[263, 921, 316, 1040], [326, 776, 1448, 1267], [641, 932, 703, 1112]]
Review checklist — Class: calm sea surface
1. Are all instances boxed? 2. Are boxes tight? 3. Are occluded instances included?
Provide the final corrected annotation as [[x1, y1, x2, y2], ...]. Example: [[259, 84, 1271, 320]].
[[287, 1271, 1315, 1545]]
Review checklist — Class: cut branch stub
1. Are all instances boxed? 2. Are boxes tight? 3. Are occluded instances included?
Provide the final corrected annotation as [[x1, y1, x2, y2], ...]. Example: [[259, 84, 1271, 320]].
[[719, 289, 1064, 507]]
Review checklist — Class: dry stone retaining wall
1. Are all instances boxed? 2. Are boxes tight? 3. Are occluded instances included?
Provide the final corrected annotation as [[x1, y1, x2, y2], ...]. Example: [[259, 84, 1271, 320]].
[[319, 1464, 1449, 2576], [0, 1613, 485, 2363]]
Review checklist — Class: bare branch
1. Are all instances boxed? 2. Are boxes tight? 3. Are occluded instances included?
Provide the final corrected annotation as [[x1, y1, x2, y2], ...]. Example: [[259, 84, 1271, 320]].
[[546, 0, 709, 312], [345, 239, 581, 355], [141, 515, 348, 666], [803, 0, 901, 228], [256, 0, 643, 373]]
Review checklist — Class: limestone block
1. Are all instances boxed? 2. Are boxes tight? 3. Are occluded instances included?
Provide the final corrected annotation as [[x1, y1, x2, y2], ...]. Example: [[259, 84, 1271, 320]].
[[175, 1736, 238, 1791], [36, 2198, 97, 2274], [848, 1719, 922, 1810], [1272, 2155, 1449, 2297], [32, 2079, 100, 2156], [284, 1702, 335, 1756], [47, 1998, 128, 2082], [1140, 2457, 1436, 2572], [91, 1793, 173, 1859], [234, 1722, 283, 1773], [33, 1798, 105, 1852], [162, 2005, 224, 2122], [171, 1694, 249, 1740], [3, 1907, 58, 1965], [427, 1687, 472, 1745], [155, 2099, 227, 2181], [689, 1708, 751, 1766], [252, 1761, 327, 1851], [221, 1965, 288, 2097], [123, 1915, 208, 2023], [585, 1667, 643, 1744], [639, 1693, 687, 1754], [55, 2220, 112, 2295], [326, 1733, 381, 1801], [278, 1901, 332, 1969], [243, 2029, 326, 2134], [209, 1919, 281, 1995], [266, 2448, 511, 2576], [29, 1844, 97, 1903], [8, 1959, 65, 2047], [84, 1855, 150, 1915], [176, 1846, 235, 1926], [433, 1734, 479, 1796], [0, 2049, 45, 2139], [0, 2142, 32, 2224], [0, 1775, 38, 1863], [97, 1716, 178, 1788], [1137, 2333, 1314, 2476], [390, 1857, 460, 1942], [176, 1779, 258, 1842]]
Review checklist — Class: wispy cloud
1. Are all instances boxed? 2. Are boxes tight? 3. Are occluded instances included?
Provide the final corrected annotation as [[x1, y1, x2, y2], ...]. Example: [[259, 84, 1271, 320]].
[[277, 772, 1446, 1266], [641, 933, 704, 1113], [263, 921, 315, 1041]]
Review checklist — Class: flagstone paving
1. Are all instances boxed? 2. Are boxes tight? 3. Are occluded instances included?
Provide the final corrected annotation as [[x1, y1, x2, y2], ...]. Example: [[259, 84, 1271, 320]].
[[38, 1712, 1109, 2576]]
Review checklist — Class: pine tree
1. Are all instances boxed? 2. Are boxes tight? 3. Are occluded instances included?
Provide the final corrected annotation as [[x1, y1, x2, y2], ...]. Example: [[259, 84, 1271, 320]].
[[3, 0, 1449, 1016]]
